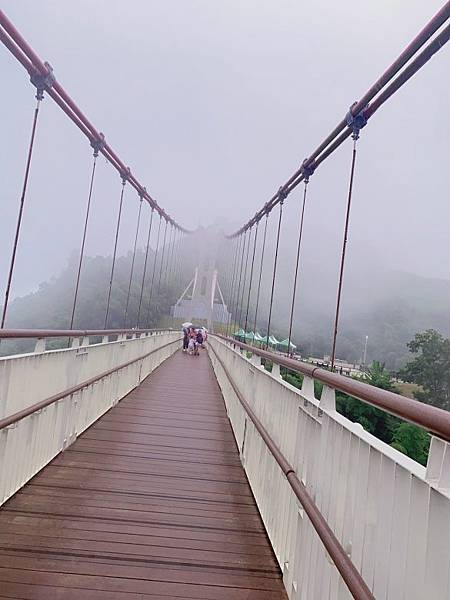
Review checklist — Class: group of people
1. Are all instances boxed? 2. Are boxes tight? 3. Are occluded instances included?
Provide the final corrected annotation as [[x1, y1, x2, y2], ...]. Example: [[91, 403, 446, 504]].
[[182, 325, 208, 356]]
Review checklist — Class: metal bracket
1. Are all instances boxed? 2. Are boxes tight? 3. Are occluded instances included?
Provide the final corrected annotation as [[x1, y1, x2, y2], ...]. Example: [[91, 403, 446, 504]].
[[120, 166, 131, 185], [30, 61, 55, 101], [90, 132, 105, 157], [278, 186, 288, 202], [300, 158, 315, 182], [346, 101, 368, 140]]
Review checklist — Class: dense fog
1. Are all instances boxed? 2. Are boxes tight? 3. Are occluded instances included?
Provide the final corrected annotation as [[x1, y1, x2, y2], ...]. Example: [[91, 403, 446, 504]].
[[1, 0, 449, 368]]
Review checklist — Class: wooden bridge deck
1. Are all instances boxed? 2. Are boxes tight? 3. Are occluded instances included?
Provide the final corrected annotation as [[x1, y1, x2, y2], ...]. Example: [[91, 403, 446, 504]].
[[0, 349, 287, 599]]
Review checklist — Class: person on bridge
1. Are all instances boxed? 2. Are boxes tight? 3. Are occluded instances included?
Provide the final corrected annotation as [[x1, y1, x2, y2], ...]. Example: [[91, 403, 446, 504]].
[[182, 326, 189, 352], [188, 327, 198, 355], [196, 328, 204, 349]]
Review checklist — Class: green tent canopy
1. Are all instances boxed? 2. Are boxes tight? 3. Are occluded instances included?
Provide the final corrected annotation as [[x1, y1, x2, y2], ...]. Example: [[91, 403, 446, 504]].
[[245, 331, 256, 341], [254, 332, 264, 341], [233, 328, 246, 339], [278, 338, 297, 350], [259, 334, 279, 346]]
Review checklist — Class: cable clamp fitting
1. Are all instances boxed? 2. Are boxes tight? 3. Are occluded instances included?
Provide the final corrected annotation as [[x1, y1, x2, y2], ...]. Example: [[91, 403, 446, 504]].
[[90, 132, 105, 157], [345, 102, 368, 140], [30, 61, 55, 101], [300, 158, 315, 182], [278, 186, 288, 204], [121, 166, 131, 185], [139, 186, 147, 200]]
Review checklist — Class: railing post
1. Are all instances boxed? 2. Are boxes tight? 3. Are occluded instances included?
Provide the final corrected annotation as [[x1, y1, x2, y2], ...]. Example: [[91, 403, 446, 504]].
[[34, 338, 46, 353], [426, 436, 450, 490], [71, 337, 81, 348], [301, 375, 315, 400], [319, 385, 336, 411], [251, 354, 261, 367], [271, 362, 282, 379]]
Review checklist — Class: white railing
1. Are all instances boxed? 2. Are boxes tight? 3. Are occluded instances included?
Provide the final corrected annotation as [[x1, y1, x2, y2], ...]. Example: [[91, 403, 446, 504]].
[[0, 330, 180, 505], [208, 335, 450, 600]]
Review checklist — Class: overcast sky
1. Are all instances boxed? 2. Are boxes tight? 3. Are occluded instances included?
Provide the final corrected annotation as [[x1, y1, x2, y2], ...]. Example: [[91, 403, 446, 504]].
[[1, 0, 449, 299]]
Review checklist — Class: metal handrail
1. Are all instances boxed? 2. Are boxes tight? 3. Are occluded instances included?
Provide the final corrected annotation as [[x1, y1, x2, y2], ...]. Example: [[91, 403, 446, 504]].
[[0, 327, 172, 340], [208, 340, 375, 600], [0, 335, 181, 430], [216, 334, 450, 442]]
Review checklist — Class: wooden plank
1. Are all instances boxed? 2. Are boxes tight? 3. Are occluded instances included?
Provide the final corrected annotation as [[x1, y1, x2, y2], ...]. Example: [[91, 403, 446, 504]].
[[0, 350, 287, 599]]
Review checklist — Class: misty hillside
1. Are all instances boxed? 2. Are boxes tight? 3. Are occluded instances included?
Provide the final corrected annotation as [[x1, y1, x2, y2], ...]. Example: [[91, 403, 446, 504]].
[[1, 248, 181, 356], [268, 268, 450, 370], [3, 232, 450, 371], [213, 229, 450, 370]]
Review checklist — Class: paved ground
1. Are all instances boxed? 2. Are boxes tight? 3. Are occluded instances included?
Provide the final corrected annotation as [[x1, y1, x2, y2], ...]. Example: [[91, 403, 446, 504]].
[[0, 348, 287, 599]]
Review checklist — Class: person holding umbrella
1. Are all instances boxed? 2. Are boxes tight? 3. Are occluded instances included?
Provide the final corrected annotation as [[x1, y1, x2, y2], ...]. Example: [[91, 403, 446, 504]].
[[181, 322, 192, 352]]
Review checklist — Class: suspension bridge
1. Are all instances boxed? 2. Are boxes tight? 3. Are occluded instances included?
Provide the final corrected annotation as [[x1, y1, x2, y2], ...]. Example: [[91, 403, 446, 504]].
[[1, 5, 450, 599]]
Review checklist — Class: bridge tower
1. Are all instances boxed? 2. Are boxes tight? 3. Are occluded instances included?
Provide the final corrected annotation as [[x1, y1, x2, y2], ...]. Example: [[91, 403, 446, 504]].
[[172, 227, 229, 330]]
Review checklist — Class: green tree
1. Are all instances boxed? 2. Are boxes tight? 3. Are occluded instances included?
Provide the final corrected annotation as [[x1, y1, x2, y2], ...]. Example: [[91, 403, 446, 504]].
[[336, 362, 399, 443], [399, 329, 450, 410], [391, 423, 430, 466]]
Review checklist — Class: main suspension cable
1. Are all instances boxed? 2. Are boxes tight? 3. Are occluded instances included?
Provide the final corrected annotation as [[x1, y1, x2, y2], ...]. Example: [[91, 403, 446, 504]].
[[104, 176, 126, 329], [1, 95, 42, 328], [330, 129, 361, 369], [123, 196, 143, 327], [226, 4, 450, 238], [265, 199, 284, 348]]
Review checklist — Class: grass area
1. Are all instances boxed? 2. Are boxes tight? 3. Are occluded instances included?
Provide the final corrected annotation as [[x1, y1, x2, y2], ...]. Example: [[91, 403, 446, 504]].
[[395, 382, 422, 399]]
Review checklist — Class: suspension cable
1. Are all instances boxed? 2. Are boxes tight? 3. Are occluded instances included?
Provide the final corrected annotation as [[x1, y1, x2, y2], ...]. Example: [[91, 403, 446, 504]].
[[69, 137, 104, 329], [104, 176, 126, 329], [1, 95, 42, 328], [172, 230, 181, 291], [251, 213, 269, 338], [227, 234, 243, 336], [233, 231, 247, 333], [225, 236, 240, 337], [223, 237, 235, 327], [331, 127, 361, 370], [166, 225, 177, 289], [163, 224, 174, 289], [286, 177, 311, 355], [136, 206, 154, 328], [265, 199, 284, 348], [244, 221, 259, 334], [123, 196, 143, 327], [157, 219, 168, 295], [238, 226, 253, 329], [145, 215, 162, 326]]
